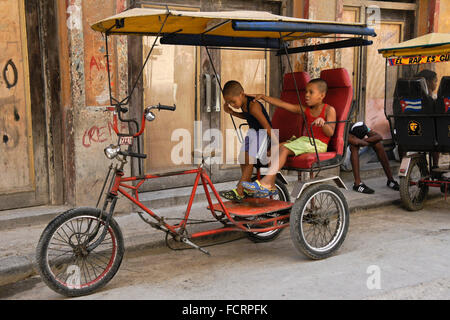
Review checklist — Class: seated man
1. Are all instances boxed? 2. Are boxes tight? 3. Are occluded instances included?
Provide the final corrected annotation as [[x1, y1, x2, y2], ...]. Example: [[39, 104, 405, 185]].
[[347, 122, 399, 194]]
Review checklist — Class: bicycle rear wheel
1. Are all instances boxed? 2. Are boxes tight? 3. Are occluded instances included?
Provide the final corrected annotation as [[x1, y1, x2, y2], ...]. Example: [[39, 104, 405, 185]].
[[290, 184, 349, 260], [246, 177, 291, 243], [36, 207, 124, 297]]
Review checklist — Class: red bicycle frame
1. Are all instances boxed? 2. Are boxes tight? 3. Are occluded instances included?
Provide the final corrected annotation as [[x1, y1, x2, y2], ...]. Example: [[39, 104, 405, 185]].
[[107, 163, 290, 240]]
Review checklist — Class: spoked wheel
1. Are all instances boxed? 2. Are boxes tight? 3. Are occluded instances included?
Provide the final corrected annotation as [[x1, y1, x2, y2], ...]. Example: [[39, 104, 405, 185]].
[[290, 184, 349, 260], [399, 156, 429, 211], [246, 177, 291, 243], [36, 207, 124, 297]]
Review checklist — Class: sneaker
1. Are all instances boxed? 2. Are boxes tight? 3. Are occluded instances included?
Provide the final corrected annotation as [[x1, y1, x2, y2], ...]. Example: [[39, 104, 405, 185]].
[[386, 180, 400, 191], [219, 189, 245, 202], [241, 180, 270, 198], [353, 183, 375, 194]]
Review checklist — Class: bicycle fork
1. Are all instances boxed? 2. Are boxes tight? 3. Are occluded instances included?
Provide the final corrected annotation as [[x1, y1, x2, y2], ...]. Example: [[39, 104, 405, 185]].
[[81, 164, 120, 253], [85, 195, 118, 253]]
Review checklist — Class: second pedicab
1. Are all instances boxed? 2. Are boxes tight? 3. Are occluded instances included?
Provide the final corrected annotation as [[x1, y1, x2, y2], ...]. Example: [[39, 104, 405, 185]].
[[378, 33, 450, 210]]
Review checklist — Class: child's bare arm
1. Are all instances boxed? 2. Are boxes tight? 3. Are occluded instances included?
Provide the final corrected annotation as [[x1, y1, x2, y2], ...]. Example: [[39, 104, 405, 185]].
[[223, 102, 246, 119], [250, 94, 304, 114], [312, 105, 336, 137]]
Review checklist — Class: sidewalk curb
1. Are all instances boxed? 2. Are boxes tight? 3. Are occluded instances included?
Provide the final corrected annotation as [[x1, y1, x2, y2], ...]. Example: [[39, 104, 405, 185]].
[[0, 194, 444, 288], [0, 221, 242, 287]]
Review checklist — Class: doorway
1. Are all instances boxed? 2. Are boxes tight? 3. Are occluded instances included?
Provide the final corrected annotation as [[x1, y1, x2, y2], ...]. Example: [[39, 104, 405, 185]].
[[0, 0, 51, 210]]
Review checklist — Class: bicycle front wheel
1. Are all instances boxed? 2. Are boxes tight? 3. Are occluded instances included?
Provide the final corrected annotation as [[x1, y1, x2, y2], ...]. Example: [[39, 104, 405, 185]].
[[399, 156, 429, 211], [36, 207, 124, 297]]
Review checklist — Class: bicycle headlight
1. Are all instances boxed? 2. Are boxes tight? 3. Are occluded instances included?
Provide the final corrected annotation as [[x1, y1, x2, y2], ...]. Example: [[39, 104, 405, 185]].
[[145, 108, 156, 122], [104, 144, 121, 159]]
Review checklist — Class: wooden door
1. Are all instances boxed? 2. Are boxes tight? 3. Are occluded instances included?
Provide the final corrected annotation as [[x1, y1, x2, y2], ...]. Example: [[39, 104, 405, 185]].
[[365, 21, 402, 139], [142, 37, 198, 174], [0, 0, 49, 210], [341, 6, 362, 122], [135, 5, 200, 191], [211, 49, 269, 181]]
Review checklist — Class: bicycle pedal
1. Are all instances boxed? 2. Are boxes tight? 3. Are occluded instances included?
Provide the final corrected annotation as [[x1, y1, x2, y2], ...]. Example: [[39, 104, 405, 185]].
[[182, 238, 211, 256]]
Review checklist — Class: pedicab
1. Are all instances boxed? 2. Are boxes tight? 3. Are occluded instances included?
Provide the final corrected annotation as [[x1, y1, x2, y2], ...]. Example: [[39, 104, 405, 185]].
[[35, 7, 376, 297], [378, 33, 450, 211]]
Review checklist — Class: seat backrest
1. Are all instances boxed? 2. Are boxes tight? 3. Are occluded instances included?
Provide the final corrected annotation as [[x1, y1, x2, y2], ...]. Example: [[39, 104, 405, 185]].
[[392, 78, 437, 151], [436, 76, 450, 113], [320, 68, 353, 155], [272, 72, 310, 142], [393, 78, 434, 114]]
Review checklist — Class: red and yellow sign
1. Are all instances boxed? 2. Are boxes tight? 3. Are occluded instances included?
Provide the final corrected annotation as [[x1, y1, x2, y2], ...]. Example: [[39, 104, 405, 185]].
[[388, 53, 450, 66]]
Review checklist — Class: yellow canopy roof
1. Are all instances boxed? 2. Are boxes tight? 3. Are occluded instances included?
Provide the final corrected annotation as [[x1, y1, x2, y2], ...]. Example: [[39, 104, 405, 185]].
[[378, 33, 450, 57], [91, 8, 373, 41]]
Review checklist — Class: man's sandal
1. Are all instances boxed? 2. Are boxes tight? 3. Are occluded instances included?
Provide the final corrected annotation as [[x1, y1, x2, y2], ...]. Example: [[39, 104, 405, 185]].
[[219, 189, 245, 201]]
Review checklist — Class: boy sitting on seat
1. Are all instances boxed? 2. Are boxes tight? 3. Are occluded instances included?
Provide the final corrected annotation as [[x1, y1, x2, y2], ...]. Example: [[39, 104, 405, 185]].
[[219, 80, 273, 201], [242, 79, 336, 197]]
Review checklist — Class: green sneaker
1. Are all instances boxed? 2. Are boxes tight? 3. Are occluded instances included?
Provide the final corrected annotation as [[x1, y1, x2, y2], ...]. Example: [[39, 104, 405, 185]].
[[219, 188, 245, 202]]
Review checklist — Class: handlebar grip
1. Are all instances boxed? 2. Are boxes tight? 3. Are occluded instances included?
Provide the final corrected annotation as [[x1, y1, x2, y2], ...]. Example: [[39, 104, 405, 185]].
[[157, 104, 176, 111], [119, 151, 147, 159], [118, 106, 128, 113]]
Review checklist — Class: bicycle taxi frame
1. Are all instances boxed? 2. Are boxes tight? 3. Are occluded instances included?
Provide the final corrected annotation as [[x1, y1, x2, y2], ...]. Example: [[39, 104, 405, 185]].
[[36, 7, 376, 297], [378, 33, 450, 210]]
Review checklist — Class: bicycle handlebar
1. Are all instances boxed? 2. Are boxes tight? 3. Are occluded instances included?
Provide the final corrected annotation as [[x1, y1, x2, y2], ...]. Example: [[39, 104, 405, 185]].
[[147, 103, 177, 112], [118, 150, 147, 159], [108, 103, 176, 138]]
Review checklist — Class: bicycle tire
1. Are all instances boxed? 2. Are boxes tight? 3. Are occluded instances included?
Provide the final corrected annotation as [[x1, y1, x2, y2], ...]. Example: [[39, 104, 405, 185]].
[[36, 207, 124, 297], [289, 184, 349, 260], [246, 177, 291, 243], [399, 156, 429, 211]]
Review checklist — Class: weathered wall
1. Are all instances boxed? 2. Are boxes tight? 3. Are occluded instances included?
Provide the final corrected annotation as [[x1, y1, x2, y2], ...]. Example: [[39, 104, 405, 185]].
[[63, 0, 131, 210], [437, 0, 450, 87], [307, 0, 339, 78], [290, 0, 341, 76], [417, 0, 449, 98]]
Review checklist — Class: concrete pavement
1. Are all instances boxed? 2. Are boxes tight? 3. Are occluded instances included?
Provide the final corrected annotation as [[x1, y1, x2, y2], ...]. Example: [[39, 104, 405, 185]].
[[0, 163, 447, 289]]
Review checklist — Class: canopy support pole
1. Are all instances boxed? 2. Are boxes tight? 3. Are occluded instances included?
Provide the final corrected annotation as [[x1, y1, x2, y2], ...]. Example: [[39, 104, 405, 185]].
[[120, 13, 170, 106], [204, 45, 244, 144]]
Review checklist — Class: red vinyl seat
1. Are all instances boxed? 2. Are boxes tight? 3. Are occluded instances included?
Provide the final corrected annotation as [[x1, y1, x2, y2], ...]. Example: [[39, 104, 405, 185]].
[[271, 72, 310, 143], [280, 68, 353, 170]]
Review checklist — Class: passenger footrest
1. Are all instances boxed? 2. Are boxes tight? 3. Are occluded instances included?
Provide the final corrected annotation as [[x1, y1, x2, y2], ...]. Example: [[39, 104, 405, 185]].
[[208, 198, 293, 217]]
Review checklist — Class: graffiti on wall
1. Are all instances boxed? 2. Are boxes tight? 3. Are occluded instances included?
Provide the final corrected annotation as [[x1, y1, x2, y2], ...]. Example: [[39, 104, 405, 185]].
[[80, 0, 128, 151], [82, 121, 128, 148], [82, 0, 128, 107], [0, 60, 20, 149]]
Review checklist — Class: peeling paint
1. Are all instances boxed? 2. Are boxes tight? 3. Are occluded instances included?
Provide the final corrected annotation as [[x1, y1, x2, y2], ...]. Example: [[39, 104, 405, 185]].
[[66, 3, 82, 31]]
